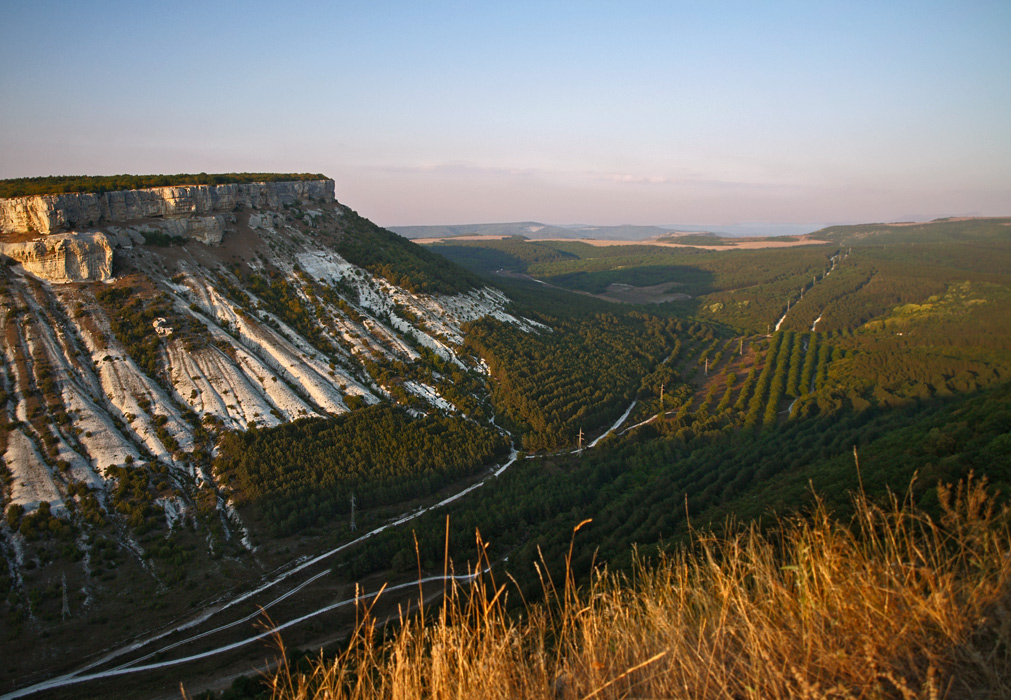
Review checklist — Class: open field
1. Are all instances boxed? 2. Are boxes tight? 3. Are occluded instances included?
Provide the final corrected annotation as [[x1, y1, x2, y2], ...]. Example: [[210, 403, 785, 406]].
[[417, 234, 832, 250], [536, 236, 832, 250], [412, 235, 512, 244]]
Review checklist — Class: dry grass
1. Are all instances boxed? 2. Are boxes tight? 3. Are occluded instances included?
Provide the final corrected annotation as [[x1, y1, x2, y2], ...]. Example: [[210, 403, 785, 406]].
[[264, 476, 1011, 699]]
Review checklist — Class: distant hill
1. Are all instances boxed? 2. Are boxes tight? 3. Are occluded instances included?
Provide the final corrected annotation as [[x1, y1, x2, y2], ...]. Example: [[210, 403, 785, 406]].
[[392, 221, 828, 241], [391, 222, 682, 241], [809, 216, 1011, 246]]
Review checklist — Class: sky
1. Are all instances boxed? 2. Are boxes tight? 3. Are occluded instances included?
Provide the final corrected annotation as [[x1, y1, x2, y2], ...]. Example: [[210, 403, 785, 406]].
[[1, 0, 1009, 230]]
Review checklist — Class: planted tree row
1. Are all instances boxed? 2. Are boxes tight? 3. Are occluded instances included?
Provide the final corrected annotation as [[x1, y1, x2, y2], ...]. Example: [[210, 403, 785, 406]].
[[464, 313, 702, 450]]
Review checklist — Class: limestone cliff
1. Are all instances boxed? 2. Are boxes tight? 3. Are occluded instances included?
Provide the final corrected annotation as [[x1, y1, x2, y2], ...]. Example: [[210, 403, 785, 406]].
[[126, 214, 233, 246], [0, 178, 335, 281], [0, 179, 335, 235], [0, 232, 115, 282]]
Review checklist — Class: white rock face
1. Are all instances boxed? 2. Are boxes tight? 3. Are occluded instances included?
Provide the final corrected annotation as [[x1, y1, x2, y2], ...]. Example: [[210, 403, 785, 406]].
[[0, 180, 536, 529], [0, 179, 335, 234], [5, 429, 65, 512], [0, 231, 114, 282], [0, 179, 335, 281], [133, 215, 232, 246]]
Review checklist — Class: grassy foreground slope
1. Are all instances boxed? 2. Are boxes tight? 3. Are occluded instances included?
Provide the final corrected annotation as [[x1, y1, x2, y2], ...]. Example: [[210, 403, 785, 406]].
[[262, 478, 1010, 700]]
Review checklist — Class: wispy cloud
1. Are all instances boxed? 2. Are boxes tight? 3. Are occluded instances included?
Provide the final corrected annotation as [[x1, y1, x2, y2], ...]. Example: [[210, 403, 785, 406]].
[[360, 161, 805, 193], [596, 173, 671, 185], [364, 161, 545, 179]]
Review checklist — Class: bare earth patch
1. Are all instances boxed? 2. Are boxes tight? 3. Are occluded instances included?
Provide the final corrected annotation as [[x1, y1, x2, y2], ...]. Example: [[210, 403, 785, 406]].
[[413, 235, 511, 244]]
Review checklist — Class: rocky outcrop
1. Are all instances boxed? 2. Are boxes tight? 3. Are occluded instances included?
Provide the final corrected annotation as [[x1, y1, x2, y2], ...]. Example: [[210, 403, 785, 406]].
[[130, 214, 232, 246], [0, 179, 335, 235], [0, 231, 114, 282]]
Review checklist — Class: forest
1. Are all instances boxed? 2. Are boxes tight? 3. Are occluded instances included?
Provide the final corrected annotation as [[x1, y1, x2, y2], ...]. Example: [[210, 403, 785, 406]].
[[177, 219, 1011, 551], [463, 312, 691, 450], [6, 218, 1008, 556], [213, 405, 509, 537], [429, 219, 1011, 335], [312, 217, 1008, 594], [334, 373, 1011, 602]]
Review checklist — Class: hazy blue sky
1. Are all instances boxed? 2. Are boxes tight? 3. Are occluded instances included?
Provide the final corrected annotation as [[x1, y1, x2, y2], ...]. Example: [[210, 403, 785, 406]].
[[2, 0, 1009, 228]]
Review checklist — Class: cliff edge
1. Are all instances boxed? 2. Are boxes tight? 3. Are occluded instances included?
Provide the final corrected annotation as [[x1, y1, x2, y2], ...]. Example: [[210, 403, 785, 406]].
[[0, 178, 336, 282], [0, 178, 335, 235]]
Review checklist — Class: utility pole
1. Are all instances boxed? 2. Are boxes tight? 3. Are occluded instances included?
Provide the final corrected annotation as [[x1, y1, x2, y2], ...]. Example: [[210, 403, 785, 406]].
[[660, 381, 665, 408], [739, 337, 744, 356], [577, 427, 583, 451], [62, 574, 70, 619], [350, 493, 357, 532], [704, 357, 708, 376]]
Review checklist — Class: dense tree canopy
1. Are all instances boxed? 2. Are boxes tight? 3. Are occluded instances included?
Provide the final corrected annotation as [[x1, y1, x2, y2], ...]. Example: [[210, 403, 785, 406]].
[[0, 172, 327, 198], [214, 405, 509, 536]]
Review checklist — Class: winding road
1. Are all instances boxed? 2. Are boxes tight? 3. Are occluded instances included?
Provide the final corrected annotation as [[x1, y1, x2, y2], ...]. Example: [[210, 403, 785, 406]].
[[4, 396, 643, 699]]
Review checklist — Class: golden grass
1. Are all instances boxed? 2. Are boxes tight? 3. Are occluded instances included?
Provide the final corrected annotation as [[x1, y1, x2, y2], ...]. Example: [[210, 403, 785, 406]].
[[264, 477, 1011, 699]]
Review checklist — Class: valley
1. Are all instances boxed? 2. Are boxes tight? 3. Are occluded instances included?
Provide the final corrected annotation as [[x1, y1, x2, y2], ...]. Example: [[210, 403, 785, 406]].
[[1, 178, 1009, 699]]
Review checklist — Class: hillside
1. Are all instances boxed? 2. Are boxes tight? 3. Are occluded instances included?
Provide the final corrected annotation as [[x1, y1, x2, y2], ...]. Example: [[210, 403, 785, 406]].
[[243, 216, 1011, 700], [809, 216, 1011, 246], [2, 198, 1010, 699], [0, 176, 542, 694]]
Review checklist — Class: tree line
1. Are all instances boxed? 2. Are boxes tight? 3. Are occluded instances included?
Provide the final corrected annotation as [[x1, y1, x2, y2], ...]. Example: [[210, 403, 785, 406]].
[[0, 173, 327, 198]]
